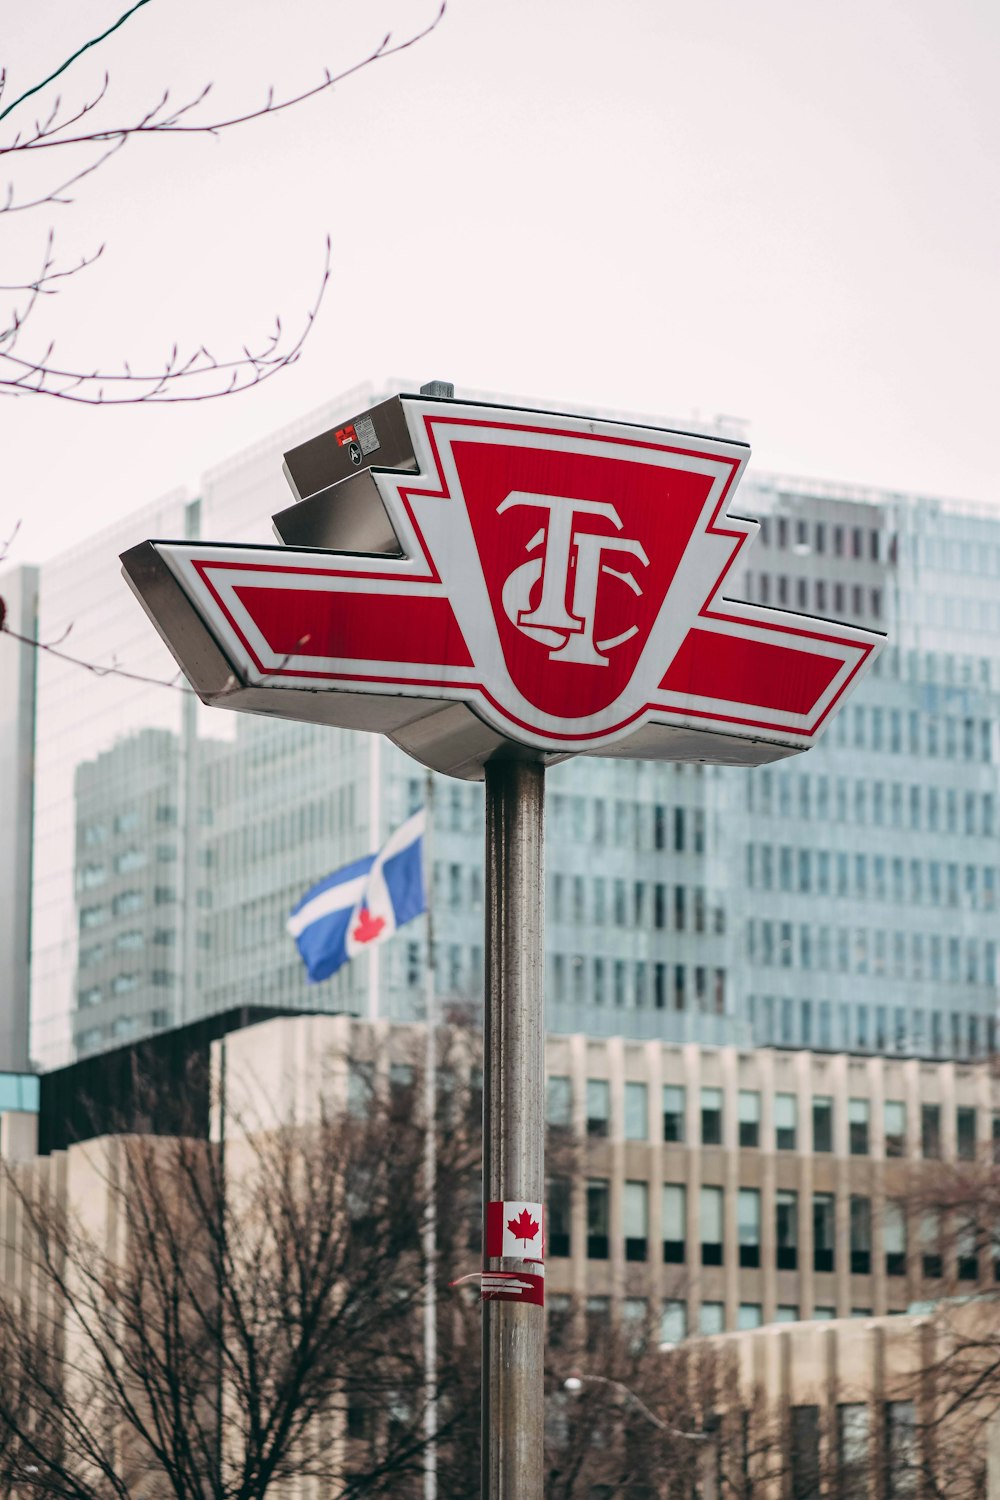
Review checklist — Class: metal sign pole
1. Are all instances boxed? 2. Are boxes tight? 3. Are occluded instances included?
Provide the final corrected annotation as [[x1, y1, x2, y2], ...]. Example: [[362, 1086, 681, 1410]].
[[482, 758, 546, 1500]]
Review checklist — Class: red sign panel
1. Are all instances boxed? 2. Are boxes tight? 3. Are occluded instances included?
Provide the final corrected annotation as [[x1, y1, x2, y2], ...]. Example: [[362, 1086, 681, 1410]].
[[124, 399, 882, 777]]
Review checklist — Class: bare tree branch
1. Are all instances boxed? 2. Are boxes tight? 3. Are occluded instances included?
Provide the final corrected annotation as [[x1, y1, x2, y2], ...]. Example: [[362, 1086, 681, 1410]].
[[0, 5, 446, 404], [0, 0, 154, 128]]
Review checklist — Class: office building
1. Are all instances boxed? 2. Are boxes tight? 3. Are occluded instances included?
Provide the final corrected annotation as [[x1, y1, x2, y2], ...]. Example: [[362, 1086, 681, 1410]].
[[15, 386, 1000, 1067], [0, 564, 38, 1072]]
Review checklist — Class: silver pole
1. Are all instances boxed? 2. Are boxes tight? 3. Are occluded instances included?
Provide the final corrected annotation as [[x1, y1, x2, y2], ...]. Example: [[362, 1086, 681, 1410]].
[[483, 758, 546, 1500], [422, 773, 438, 1500]]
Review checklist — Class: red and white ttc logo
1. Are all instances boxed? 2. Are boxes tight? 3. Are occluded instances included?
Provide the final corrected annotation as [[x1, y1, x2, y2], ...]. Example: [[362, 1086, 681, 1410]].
[[141, 400, 882, 763], [501, 494, 647, 668]]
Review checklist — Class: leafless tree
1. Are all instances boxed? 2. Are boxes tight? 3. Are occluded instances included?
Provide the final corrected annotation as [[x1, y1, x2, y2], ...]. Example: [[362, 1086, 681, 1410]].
[[0, 1046, 479, 1500], [1, 2, 444, 404]]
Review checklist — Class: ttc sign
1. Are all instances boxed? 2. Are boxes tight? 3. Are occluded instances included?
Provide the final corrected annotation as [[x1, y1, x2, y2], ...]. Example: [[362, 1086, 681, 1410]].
[[122, 396, 882, 779]]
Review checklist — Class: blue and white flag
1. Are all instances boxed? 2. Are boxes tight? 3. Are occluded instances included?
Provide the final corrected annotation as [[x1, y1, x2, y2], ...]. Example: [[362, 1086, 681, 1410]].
[[287, 809, 426, 983]]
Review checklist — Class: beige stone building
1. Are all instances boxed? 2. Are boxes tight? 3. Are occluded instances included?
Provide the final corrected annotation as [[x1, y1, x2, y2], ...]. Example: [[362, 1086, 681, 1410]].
[[204, 1013, 1000, 1347]]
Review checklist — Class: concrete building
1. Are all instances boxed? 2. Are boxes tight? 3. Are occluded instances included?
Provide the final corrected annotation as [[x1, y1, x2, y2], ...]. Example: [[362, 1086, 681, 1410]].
[[216, 1013, 1000, 1343], [0, 564, 37, 1072], [4, 1011, 1000, 1497], [17, 385, 1000, 1068]]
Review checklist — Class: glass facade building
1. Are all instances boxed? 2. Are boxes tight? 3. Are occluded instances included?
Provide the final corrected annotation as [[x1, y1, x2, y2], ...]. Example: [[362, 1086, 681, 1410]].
[[21, 386, 1000, 1067]]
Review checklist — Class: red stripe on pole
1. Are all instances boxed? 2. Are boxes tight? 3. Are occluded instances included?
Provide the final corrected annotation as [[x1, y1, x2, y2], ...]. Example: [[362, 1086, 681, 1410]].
[[232, 587, 474, 669], [660, 628, 843, 715], [485, 1200, 505, 1258]]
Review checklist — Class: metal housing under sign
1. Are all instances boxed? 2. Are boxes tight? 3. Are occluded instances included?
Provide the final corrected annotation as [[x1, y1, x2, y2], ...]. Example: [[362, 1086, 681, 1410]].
[[121, 397, 883, 780]]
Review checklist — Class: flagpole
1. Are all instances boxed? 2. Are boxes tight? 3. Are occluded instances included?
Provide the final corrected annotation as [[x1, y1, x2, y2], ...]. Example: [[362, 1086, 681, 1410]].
[[422, 771, 438, 1500], [368, 734, 382, 1022]]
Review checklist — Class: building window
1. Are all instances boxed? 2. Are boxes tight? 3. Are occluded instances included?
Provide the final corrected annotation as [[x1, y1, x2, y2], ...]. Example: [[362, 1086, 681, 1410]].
[[731, 1186, 759, 1273], [585, 1296, 610, 1352], [775, 1092, 798, 1150], [624, 1180, 649, 1262], [921, 1209, 942, 1280], [884, 1202, 906, 1277], [660, 1299, 686, 1347], [662, 1184, 686, 1264], [885, 1401, 918, 1497], [921, 1103, 941, 1159], [547, 1293, 573, 1351], [957, 1106, 977, 1161], [547, 1075, 572, 1130], [814, 1193, 836, 1273], [813, 1096, 833, 1153], [624, 1081, 648, 1141], [957, 1214, 979, 1281], [738, 1090, 760, 1147], [850, 1196, 872, 1275], [701, 1087, 723, 1146], [700, 1186, 724, 1266], [837, 1404, 871, 1495], [586, 1179, 609, 1260], [586, 1079, 610, 1138], [884, 1100, 906, 1158], [737, 1303, 762, 1331], [791, 1405, 820, 1500], [776, 1189, 798, 1270], [663, 1084, 685, 1143], [849, 1098, 870, 1155], [699, 1301, 725, 1336], [622, 1298, 648, 1355], [548, 1179, 571, 1258]]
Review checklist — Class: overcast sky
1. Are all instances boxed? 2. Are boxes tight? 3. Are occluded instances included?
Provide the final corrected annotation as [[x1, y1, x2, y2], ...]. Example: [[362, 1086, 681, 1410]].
[[3, 0, 998, 566]]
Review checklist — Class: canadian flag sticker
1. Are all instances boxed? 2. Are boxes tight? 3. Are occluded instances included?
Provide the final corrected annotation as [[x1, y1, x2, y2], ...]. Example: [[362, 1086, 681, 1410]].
[[486, 1200, 544, 1262]]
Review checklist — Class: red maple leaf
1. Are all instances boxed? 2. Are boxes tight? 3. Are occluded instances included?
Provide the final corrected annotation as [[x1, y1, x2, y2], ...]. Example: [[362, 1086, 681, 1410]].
[[352, 907, 386, 944], [507, 1208, 539, 1245]]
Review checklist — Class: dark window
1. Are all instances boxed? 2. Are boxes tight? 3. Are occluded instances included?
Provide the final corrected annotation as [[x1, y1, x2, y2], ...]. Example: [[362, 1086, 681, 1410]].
[[813, 1097, 833, 1153], [958, 1216, 979, 1282], [701, 1087, 723, 1146], [586, 1078, 610, 1139], [791, 1405, 821, 1500], [624, 1181, 648, 1263], [586, 1179, 609, 1260], [548, 1178, 571, 1258], [662, 1184, 686, 1264], [776, 1190, 798, 1271], [921, 1103, 941, 1159], [884, 1203, 906, 1277], [701, 1186, 723, 1266], [849, 1099, 870, 1156], [814, 1193, 835, 1273], [738, 1090, 760, 1148], [775, 1092, 798, 1151], [850, 1196, 872, 1275], [738, 1189, 761, 1269], [884, 1100, 906, 1157], [957, 1106, 977, 1161], [663, 1085, 685, 1143]]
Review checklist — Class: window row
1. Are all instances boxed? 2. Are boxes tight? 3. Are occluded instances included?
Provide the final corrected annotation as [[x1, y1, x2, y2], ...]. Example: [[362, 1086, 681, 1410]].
[[549, 957, 726, 1014], [745, 571, 882, 621], [554, 1178, 996, 1283], [549, 1078, 995, 1161], [756, 515, 882, 563], [827, 703, 994, 763], [747, 919, 997, 987], [548, 795, 707, 854], [747, 846, 999, 909], [549, 875, 724, 934], [749, 994, 998, 1061], [748, 770, 996, 829]]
